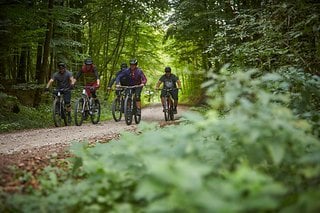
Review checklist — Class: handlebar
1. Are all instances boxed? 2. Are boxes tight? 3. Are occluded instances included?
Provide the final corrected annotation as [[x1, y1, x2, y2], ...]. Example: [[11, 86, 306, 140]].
[[116, 85, 144, 89], [53, 87, 72, 93], [156, 88, 181, 91]]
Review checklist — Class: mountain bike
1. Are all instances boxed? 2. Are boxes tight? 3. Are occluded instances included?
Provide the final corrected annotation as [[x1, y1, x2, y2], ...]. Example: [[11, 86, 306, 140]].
[[111, 88, 125, 122], [118, 85, 142, 125], [160, 88, 179, 121], [74, 86, 101, 126], [52, 88, 70, 127]]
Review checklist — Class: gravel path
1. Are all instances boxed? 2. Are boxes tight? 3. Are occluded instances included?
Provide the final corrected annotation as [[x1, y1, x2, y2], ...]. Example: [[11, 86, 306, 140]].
[[0, 104, 188, 154]]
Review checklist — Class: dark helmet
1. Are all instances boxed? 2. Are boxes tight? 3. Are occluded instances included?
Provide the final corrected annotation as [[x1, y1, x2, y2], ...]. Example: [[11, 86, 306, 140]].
[[84, 58, 93, 65], [57, 62, 66, 68], [165, 66, 171, 72], [129, 58, 138, 65], [121, 62, 128, 69]]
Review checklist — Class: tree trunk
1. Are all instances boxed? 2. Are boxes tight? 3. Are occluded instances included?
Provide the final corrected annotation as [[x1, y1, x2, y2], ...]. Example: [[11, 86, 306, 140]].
[[38, 0, 54, 84], [17, 47, 27, 83], [35, 43, 43, 83]]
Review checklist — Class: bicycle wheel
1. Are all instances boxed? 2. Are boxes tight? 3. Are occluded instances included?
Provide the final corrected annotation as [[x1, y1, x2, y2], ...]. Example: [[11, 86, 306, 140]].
[[134, 100, 141, 124], [124, 96, 133, 125], [169, 99, 174, 121], [90, 99, 101, 124], [74, 98, 85, 126], [52, 98, 64, 127], [111, 97, 122, 122], [164, 97, 170, 121]]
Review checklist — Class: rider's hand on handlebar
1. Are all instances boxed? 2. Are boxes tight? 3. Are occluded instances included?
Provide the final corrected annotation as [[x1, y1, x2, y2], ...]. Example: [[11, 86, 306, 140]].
[[140, 83, 145, 87], [44, 87, 49, 92]]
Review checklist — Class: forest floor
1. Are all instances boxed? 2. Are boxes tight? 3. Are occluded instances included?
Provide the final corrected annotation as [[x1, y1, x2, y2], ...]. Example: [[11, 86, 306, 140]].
[[0, 104, 189, 193]]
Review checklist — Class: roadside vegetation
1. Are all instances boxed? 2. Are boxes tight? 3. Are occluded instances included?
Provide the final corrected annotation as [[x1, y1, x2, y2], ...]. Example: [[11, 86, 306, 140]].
[[1, 67, 319, 212]]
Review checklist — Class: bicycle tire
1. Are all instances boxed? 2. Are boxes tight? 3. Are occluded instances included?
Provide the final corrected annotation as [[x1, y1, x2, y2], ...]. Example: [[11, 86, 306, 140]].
[[124, 96, 133, 125], [164, 97, 170, 121], [111, 97, 122, 122], [53, 98, 66, 127], [74, 98, 85, 126], [134, 99, 141, 124], [90, 99, 101, 124]]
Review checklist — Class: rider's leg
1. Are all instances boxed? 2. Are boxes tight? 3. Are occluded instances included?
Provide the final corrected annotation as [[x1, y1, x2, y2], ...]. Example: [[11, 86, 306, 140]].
[[64, 91, 72, 122], [171, 90, 178, 114], [160, 90, 166, 111], [135, 87, 142, 115]]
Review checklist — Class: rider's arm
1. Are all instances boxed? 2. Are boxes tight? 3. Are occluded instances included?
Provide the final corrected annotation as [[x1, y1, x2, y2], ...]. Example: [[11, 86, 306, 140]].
[[46, 78, 54, 89], [70, 76, 76, 87], [75, 70, 82, 80], [176, 79, 182, 89], [140, 71, 147, 86], [155, 80, 162, 89], [115, 70, 125, 86]]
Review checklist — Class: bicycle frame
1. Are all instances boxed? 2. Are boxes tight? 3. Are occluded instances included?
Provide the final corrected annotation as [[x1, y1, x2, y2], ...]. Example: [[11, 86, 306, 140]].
[[118, 85, 142, 125], [52, 88, 69, 127], [74, 86, 101, 126], [111, 88, 125, 122], [162, 88, 175, 121]]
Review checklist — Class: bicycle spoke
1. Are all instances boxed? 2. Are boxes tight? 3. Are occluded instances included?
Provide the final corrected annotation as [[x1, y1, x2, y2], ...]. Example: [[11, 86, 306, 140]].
[[74, 99, 85, 126], [90, 99, 101, 124]]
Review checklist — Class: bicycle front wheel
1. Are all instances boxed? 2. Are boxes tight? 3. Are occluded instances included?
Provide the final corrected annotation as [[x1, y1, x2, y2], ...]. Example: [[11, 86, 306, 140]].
[[134, 112, 141, 124], [169, 99, 174, 121], [124, 96, 133, 125], [74, 98, 85, 126], [111, 97, 122, 122], [90, 99, 101, 124], [134, 100, 141, 124], [164, 97, 170, 121], [53, 98, 66, 127]]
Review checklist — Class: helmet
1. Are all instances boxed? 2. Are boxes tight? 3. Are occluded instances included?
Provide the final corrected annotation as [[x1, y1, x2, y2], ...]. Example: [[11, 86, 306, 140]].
[[165, 66, 171, 72], [57, 62, 66, 68], [129, 58, 138, 65], [84, 58, 93, 65], [121, 62, 128, 69]]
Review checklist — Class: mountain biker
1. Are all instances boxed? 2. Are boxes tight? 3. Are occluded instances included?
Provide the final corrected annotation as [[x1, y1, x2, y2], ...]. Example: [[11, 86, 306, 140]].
[[107, 62, 129, 96], [115, 58, 147, 115], [75, 58, 100, 99], [45, 62, 76, 123], [155, 66, 181, 114]]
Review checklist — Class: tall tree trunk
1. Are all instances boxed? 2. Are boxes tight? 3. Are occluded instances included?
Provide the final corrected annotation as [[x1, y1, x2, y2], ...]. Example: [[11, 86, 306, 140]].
[[17, 47, 27, 83], [38, 0, 54, 84], [35, 42, 43, 83]]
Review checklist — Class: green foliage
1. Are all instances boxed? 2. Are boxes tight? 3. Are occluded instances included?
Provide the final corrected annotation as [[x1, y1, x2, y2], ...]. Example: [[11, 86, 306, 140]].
[[0, 103, 52, 133], [2, 69, 319, 212], [279, 67, 320, 137]]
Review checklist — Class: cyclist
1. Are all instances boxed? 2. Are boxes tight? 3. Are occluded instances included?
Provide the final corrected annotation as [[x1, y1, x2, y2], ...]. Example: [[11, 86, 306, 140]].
[[75, 58, 100, 99], [115, 58, 147, 115], [155, 66, 181, 114], [107, 62, 129, 96], [45, 62, 76, 123]]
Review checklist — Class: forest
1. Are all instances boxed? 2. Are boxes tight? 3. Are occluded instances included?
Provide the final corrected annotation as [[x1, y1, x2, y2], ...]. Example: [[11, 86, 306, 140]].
[[1, 0, 320, 212]]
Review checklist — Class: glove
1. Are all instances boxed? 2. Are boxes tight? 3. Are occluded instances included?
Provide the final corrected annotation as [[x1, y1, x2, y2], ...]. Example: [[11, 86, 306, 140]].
[[44, 87, 49, 92]]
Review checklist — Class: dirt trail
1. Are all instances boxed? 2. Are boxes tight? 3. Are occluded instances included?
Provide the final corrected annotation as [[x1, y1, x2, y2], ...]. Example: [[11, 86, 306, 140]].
[[0, 104, 188, 154]]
